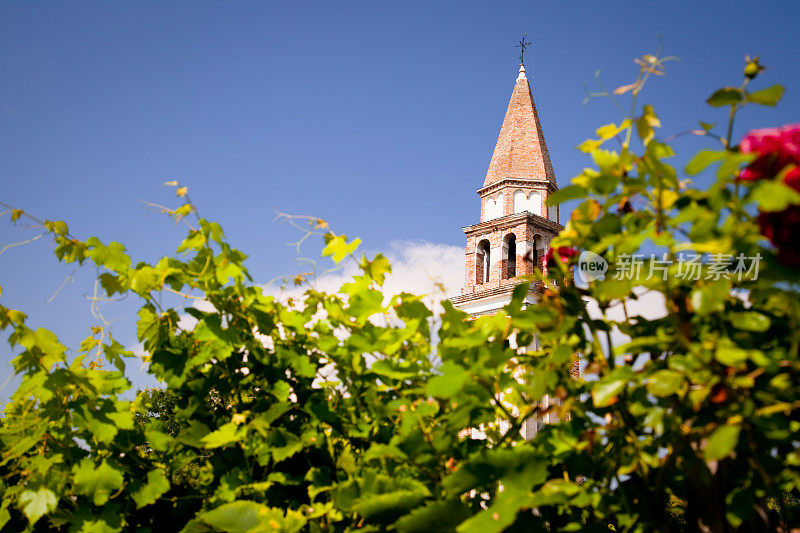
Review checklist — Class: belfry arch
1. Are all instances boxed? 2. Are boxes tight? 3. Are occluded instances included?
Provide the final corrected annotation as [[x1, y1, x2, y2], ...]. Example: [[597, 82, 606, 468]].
[[476, 239, 491, 284]]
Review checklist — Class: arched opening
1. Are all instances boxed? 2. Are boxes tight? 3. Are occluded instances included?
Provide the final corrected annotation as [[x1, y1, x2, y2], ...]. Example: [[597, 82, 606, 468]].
[[531, 235, 540, 270], [504, 234, 517, 279], [476, 240, 491, 284]]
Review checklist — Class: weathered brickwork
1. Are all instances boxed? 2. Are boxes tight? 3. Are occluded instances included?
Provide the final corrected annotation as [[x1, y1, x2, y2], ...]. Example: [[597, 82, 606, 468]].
[[461, 214, 560, 294]]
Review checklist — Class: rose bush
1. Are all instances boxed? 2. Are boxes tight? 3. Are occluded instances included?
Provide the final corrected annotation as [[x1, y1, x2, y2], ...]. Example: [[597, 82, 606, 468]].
[[1, 53, 799, 532]]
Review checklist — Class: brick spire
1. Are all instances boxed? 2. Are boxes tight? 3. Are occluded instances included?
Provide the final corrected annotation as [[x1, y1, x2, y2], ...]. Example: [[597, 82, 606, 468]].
[[484, 64, 556, 187]]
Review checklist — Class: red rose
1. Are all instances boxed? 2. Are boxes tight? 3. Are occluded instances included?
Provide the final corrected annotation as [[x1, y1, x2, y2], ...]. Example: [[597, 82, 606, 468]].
[[739, 124, 800, 184], [757, 205, 800, 267], [544, 246, 578, 270], [739, 124, 800, 267]]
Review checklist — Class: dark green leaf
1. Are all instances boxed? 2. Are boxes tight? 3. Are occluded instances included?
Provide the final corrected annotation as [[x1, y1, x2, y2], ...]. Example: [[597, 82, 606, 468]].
[[706, 87, 742, 107]]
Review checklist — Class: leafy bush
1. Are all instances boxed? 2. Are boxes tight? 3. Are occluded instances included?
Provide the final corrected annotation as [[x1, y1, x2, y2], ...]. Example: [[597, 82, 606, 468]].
[[1, 52, 799, 532]]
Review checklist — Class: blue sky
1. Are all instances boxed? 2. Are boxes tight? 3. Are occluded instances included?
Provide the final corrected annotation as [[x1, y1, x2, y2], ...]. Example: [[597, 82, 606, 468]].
[[1, 1, 798, 395]]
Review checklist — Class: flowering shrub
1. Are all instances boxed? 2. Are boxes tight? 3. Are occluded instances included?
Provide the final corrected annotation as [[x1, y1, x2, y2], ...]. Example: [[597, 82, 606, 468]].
[[0, 53, 799, 532]]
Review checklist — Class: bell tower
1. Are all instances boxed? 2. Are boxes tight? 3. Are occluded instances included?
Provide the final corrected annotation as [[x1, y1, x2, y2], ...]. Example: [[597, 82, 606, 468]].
[[451, 63, 563, 316]]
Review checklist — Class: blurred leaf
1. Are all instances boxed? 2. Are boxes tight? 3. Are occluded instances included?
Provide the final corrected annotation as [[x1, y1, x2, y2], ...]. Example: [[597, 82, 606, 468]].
[[706, 87, 742, 107], [686, 150, 725, 175], [393, 499, 471, 533], [546, 185, 588, 206], [197, 501, 306, 533], [750, 179, 800, 212], [704, 424, 741, 461], [427, 362, 469, 399], [322, 235, 361, 263], [729, 311, 770, 332], [647, 370, 685, 397], [745, 84, 784, 107], [592, 371, 632, 407]]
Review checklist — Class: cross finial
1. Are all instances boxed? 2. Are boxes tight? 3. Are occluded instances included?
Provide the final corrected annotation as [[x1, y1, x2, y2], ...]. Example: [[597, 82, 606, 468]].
[[515, 34, 532, 66]]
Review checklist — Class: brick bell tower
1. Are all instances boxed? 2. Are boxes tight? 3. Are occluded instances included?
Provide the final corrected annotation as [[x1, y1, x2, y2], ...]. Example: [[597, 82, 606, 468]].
[[451, 63, 563, 316]]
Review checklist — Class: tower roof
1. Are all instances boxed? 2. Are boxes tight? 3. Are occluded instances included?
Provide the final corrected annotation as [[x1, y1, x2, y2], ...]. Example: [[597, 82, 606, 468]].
[[484, 64, 556, 188]]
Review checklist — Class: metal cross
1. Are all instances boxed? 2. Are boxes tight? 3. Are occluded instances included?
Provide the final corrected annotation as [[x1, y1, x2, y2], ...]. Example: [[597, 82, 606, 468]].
[[515, 34, 532, 65]]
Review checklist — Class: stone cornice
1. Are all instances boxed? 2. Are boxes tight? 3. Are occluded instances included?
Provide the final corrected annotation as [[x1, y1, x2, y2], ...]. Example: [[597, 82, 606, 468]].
[[461, 212, 564, 237], [477, 177, 557, 197], [449, 280, 543, 306]]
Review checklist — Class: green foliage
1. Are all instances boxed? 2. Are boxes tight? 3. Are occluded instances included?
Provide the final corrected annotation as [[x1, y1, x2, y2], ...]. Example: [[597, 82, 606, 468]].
[[1, 52, 799, 532]]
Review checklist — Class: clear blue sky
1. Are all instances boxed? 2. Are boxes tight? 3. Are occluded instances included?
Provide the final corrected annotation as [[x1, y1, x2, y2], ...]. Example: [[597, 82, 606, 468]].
[[1, 1, 798, 395]]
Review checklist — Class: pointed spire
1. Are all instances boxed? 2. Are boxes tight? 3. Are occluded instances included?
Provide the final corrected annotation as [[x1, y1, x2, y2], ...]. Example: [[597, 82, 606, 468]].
[[484, 65, 556, 188]]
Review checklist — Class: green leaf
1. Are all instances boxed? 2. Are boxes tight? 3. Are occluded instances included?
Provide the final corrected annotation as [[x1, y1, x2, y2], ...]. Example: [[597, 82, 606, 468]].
[[370, 360, 419, 380], [577, 139, 602, 153], [201, 422, 245, 449], [86, 237, 131, 271], [750, 179, 800, 212], [706, 87, 742, 107], [72, 459, 124, 506], [176, 420, 212, 448], [715, 345, 752, 366], [197, 501, 306, 533], [745, 84, 784, 107], [690, 280, 730, 315], [322, 235, 361, 264], [646, 370, 684, 397], [99, 273, 124, 296], [456, 461, 546, 533], [636, 105, 660, 145], [592, 377, 628, 407], [18, 488, 57, 525], [361, 253, 392, 285], [427, 361, 469, 399], [729, 311, 771, 332], [132, 469, 170, 508], [351, 484, 430, 521], [44, 219, 68, 235], [546, 185, 588, 206], [704, 424, 741, 461], [130, 266, 161, 294], [596, 119, 631, 140], [685, 150, 725, 175], [393, 500, 471, 533]]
